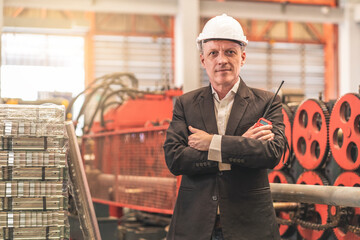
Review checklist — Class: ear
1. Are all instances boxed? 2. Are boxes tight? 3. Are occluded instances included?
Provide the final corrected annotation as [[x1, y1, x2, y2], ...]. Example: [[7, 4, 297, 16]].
[[200, 54, 206, 68], [240, 51, 246, 67]]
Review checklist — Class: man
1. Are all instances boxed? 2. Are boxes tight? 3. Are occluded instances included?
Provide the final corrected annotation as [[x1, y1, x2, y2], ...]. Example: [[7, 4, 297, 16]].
[[163, 14, 285, 240]]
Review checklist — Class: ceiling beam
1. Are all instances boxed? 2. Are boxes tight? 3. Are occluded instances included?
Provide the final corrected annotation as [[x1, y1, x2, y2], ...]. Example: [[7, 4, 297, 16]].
[[250, 0, 336, 7], [4, 0, 343, 23], [200, 1, 343, 24], [3, 0, 178, 16], [3, 16, 89, 34]]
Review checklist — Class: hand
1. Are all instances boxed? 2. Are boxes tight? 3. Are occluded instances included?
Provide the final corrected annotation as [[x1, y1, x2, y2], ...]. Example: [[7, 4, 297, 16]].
[[188, 126, 213, 151], [242, 123, 274, 141]]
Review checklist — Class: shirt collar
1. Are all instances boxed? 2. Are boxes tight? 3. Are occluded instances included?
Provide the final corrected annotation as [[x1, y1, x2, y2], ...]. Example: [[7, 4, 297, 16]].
[[211, 77, 240, 102]]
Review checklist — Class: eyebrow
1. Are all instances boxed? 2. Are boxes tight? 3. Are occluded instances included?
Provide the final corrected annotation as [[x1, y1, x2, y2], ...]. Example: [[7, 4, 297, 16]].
[[206, 47, 239, 52]]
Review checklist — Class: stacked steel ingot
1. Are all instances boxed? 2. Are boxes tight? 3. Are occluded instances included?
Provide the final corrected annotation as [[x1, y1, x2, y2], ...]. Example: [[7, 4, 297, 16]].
[[0, 104, 69, 240]]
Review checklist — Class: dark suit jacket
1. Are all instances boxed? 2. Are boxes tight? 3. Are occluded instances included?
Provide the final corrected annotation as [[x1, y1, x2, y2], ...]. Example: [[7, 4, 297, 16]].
[[163, 79, 285, 240]]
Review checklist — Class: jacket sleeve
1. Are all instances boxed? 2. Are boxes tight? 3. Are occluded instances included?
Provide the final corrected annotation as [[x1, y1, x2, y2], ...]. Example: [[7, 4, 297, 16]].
[[163, 97, 219, 176], [221, 95, 285, 169]]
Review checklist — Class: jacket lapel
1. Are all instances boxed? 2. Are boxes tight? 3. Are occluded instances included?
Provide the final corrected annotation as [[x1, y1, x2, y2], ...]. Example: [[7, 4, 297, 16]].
[[199, 86, 218, 134], [225, 78, 250, 135]]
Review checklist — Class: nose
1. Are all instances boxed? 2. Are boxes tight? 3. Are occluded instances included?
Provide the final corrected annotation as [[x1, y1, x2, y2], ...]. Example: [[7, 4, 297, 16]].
[[217, 52, 228, 65]]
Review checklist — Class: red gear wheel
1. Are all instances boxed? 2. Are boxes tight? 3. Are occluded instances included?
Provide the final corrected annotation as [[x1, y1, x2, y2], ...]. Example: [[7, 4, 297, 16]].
[[275, 104, 293, 170], [329, 93, 360, 170], [296, 171, 329, 240], [268, 170, 293, 184], [292, 99, 330, 170], [268, 170, 295, 237], [332, 172, 360, 240]]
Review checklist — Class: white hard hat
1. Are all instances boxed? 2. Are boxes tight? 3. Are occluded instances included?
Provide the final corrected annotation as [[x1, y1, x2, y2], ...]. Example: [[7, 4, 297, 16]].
[[197, 14, 248, 50]]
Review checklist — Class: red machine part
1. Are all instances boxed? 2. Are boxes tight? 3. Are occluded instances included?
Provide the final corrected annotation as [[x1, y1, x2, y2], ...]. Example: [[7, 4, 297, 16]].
[[92, 89, 182, 133], [329, 93, 360, 170], [274, 104, 293, 170], [332, 172, 360, 240], [292, 99, 330, 170], [268, 170, 294, 237], [296, 171, 329, 240]]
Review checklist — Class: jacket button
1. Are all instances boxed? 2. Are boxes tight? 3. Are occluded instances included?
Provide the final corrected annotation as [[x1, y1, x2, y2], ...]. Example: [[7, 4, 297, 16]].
[[218, 172, 223, 176], [195, 163, 199, 167], [212, 196, 218, 201]]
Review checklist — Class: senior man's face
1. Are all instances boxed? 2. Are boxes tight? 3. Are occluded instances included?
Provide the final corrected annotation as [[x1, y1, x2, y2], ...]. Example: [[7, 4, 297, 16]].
[[200, 40, 246, 90]]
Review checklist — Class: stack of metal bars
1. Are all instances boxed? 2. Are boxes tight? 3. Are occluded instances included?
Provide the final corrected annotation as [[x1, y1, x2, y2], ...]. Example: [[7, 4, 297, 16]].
[[0, 104, 69, 240]]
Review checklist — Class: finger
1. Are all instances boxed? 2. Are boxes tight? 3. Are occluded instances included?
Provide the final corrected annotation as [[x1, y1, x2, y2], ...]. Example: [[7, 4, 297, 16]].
[[253, 130, 272, 139], [242, 123, 259, 137], [189, 126, 201, 134], [259, 133, 275, 141], [262, 130, 274, 139], [259, 133, 273, 141], [188, 126, 195, 133], [250, 125, 272, 136], [267, 134, 275, 141]]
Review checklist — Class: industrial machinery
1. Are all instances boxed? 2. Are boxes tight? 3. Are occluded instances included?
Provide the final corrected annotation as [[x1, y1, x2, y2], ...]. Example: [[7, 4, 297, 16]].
[[69, 73, 360, 240], [67, 73, 181, 239], [269, 91, 360, 240]]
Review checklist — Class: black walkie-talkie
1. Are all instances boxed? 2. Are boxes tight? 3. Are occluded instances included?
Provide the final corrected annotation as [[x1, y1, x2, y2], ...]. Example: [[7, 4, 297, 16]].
[[254, 80, 284, 128]]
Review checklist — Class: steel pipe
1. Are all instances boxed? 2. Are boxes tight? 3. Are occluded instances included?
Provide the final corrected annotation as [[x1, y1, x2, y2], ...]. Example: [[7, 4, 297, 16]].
[[271, 183, 360, 208], [273, 202, 300, 211]]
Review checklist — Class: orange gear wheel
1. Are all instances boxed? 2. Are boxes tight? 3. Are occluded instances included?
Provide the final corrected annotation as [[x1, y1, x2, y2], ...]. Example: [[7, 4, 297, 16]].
[[296, 171, 330, 240], [292, 99, 330, 170], [329, 93, 360, 170]]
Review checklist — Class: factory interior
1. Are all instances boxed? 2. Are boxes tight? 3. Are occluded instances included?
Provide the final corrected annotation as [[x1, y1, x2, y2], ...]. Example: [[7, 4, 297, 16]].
[[0, 0, 360, 239]]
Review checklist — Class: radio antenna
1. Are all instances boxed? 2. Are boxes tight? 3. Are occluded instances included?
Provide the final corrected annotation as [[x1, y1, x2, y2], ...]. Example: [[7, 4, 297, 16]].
[[263, 80, 284, 118]]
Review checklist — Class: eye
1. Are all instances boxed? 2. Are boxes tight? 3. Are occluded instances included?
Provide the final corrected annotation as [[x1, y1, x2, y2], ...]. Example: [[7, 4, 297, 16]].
[[226, 50, 236, 55], [209, 51, 217, 55]]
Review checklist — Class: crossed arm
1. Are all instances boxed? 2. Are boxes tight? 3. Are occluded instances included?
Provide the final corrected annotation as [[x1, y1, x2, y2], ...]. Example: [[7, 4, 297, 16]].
[[188, 124, 274, 151]]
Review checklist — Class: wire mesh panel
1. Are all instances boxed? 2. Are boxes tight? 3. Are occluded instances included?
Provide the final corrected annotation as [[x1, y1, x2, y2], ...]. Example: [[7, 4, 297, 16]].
[[83, 126, 176, 214]]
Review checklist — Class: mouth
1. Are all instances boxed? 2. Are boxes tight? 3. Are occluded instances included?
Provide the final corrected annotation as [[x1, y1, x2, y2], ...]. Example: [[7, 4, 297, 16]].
[[216, 69, 231, 72]]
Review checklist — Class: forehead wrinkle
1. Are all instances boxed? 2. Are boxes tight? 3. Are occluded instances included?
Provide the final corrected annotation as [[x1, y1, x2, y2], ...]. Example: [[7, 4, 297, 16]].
[[203, 41, 241, 53]]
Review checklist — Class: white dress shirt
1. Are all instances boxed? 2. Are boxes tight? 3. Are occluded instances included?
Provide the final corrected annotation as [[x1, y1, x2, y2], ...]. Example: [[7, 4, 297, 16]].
[[208, 79, 240, 171]]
